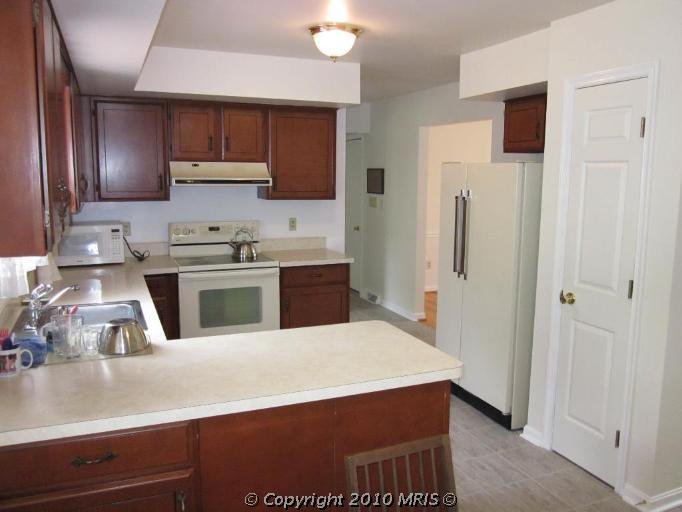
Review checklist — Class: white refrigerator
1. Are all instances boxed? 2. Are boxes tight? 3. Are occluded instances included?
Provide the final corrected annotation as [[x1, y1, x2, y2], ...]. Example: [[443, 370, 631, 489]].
[[436, 162, 542, 429]]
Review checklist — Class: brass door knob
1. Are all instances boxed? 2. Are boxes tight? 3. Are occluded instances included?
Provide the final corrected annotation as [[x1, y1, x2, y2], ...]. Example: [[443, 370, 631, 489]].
[[560, 290, 576, 305]]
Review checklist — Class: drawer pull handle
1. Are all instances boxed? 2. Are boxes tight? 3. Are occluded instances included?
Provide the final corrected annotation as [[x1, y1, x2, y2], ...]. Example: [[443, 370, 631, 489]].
[[71, 452, 118, 467], [311, 273, 323, 278], [177, 490, 187, 511]]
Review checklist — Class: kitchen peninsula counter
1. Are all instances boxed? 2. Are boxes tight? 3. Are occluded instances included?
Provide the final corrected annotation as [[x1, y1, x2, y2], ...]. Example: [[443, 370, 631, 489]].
[[0, 314, 461, 447]]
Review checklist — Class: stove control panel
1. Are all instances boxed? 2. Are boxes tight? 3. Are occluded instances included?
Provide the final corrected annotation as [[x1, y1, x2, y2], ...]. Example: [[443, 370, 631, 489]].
[[169, 221, 260, 245]]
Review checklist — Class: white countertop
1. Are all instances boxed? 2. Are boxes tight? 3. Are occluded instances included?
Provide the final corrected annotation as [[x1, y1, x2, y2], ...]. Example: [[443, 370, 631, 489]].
[[262, 248, 354, 267], [0, 259, 461, 447]]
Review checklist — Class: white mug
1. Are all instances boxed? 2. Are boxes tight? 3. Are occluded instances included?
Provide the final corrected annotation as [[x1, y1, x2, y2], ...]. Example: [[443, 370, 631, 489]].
[[0, 347, 34, 378]]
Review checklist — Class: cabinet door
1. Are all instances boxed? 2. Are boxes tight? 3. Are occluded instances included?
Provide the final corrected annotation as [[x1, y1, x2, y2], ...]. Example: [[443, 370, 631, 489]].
[[144, 274, 180, 340], [503, 94, 546, 153], [0, 0, 46, 256], [95, 102, 168, 201], [222, 107, 266, 162], [170, 105, 219, 161], [199, 402, 334, 509], [263, 109, 336, 199], [281, 284, 348, 329], [0, 470, 195, 512]]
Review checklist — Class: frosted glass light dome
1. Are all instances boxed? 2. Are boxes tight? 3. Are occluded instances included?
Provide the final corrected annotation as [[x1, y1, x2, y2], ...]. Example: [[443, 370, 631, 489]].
[[309, 24, 362, 61]]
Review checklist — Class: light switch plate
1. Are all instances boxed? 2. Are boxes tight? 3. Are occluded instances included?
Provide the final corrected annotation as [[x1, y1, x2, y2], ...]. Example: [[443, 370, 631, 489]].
[[288, 217, 297, 231]]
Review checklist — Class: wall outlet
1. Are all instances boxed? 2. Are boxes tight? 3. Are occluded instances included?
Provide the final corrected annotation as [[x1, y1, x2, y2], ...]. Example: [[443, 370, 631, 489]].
[[368, 197, 378, 208], [288, 217, 297, 231], [121, 222, 131, 237]]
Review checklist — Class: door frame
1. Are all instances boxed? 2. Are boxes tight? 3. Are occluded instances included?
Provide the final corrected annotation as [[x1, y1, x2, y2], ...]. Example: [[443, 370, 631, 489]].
[[345, 135, 365, 295], [540, 61, 659, 495]]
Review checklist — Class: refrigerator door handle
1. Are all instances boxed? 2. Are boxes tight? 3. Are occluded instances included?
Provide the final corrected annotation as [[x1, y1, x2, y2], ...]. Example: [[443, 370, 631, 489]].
[[460, 190, 469, 279], [453, 193, 461, 276]]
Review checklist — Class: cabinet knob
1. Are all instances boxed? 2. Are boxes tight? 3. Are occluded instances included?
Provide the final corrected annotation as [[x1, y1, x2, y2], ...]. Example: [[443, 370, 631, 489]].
[[208, 135, 213, 151]]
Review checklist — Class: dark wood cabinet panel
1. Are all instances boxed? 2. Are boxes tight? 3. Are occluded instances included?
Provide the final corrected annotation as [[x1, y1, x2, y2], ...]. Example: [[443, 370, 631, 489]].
[[504, 94, 547, 153], [144, 274, 179, 340], [170, 105, 220, 161], [0, 0, 47, 256], [199, 401, 335, 510], [0, 470, 195, 512], [222, 107, 266, 162], [333, 382, 451, 492], [261, 108, 336, 199], [0, 422, 194, 498], [281, 284, 349, 329], [95, 101, 168, 200], [198, 382, 450, 501], [280, 265, 349, 329]]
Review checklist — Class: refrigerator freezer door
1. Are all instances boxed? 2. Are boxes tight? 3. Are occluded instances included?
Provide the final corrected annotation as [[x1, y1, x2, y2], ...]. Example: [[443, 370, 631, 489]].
[[459, 163, 522, 414], [435, 163, 467, 363]]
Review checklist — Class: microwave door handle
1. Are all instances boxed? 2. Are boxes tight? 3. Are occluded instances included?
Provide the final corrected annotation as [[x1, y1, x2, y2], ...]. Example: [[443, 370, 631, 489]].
[[453, 193, 461, 276]]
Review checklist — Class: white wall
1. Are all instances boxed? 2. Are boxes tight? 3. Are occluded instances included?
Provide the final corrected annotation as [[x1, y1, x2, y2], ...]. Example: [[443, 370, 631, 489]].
[[519, 0, 682, 501], [350, 82, 541, 319], [421, 121, 492, 292], [136, 47, 360, 106], [74, 110, 347, 252], [459, 28, 549, 100]]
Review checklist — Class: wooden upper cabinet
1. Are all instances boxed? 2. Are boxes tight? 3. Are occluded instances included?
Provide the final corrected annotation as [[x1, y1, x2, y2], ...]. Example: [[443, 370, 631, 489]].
[[0, 0, 46, 256], [170, 104, 220, 161], [260, 108, 336, 200], [222, 107, 266, 162], [503, 94, 547, 153], [95, 101, 168, 200]]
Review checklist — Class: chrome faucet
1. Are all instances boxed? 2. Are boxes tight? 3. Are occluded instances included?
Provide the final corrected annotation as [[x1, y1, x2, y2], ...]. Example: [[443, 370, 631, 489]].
[[26, 283, 80, 328]]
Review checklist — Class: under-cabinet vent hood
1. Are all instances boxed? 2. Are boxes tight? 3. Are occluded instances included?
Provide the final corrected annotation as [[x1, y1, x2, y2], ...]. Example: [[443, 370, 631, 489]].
[[170, 161, 272, 187]]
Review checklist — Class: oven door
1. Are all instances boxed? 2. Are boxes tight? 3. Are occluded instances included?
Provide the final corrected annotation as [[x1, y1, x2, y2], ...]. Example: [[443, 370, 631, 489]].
[[178, 268, 280, 338]]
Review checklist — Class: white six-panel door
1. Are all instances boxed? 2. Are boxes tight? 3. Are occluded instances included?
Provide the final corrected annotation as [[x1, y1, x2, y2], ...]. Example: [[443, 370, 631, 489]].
[[553, 78, 647, 485]]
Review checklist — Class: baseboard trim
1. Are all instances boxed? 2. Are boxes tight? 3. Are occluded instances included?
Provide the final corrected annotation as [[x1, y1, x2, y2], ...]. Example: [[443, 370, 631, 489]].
[[520, 425, 549, 449], [451, 383, 512, 430], [628, 484, 682, 512], [380, 300, 421, 321]]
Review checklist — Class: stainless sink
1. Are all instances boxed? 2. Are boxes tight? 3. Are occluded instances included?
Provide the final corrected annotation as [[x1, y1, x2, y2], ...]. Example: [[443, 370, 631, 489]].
[[13, 300, 147, 333], [38, 301, 147, 330], [12, 300, 150, 366]]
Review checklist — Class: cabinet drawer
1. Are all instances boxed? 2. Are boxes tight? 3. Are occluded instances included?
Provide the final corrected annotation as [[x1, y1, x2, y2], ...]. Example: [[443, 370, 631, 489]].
[[280, 264, 348, 288], [0, 422, 195, 498]]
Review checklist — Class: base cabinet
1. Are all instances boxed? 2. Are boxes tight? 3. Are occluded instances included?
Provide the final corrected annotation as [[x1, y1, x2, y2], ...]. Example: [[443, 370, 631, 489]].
[[0, 383, 449, 510], [0, 470, 195, 512], [280, 264, 350, 329]]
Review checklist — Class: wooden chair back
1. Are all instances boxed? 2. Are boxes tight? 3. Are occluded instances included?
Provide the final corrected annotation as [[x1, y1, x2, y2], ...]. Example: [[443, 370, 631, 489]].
[[345, 434, 457, 510]]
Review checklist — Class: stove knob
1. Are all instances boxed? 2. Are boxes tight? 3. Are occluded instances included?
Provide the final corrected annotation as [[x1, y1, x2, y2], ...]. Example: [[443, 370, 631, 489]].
[[182, 228, 191, 236], [172, 228, 182, 236]]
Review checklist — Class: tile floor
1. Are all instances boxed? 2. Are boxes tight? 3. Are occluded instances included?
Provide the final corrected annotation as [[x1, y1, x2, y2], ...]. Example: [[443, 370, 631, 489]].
[[348, 292, 671, 512]]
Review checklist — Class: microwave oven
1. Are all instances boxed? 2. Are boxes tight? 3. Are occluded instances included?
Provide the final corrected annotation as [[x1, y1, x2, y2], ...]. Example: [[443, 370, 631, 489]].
[[55, 222, 125, 267]]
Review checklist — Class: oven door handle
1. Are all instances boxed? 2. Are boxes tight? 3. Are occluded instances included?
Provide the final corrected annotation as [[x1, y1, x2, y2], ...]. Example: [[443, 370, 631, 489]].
[[178, 268, 280, 281]]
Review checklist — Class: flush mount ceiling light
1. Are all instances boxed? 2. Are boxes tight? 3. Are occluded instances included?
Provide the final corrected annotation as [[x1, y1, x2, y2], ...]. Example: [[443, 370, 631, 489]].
[[308, 23, 363, 61]]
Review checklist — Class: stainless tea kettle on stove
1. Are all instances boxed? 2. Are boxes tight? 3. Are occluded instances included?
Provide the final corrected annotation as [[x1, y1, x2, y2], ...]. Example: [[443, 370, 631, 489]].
[[227, 228, 258, 261]]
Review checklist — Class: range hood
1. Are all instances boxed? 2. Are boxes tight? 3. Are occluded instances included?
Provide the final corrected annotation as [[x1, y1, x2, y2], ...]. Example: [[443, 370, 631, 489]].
[[170, 161, 272, 187]]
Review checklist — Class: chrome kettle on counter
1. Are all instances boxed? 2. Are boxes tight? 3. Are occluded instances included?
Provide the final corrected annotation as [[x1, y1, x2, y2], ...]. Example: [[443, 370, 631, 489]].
[[227, 228, 258, 262]]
